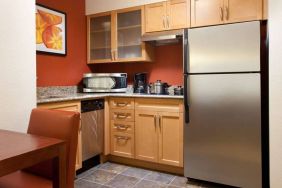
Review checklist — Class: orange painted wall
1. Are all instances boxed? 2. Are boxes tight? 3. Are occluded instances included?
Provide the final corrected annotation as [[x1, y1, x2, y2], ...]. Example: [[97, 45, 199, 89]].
[[91, 44, 183, 86], [36, 0, 183, 87], [36, 0, 90, 86]]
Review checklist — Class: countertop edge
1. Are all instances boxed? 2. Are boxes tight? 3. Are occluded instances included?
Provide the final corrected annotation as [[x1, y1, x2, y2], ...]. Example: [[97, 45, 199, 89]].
[[37, 93, 184, 104]]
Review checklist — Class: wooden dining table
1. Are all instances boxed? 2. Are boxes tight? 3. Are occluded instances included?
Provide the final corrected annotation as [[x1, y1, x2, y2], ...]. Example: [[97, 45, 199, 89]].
[[0, 129, 66, 188]]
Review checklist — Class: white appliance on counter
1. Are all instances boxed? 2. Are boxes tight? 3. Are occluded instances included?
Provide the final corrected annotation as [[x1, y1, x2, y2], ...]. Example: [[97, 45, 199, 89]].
[[183, 21, 268, 188]]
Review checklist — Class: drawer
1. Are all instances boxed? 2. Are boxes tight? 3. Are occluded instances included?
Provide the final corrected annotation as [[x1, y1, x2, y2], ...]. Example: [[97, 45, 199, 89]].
[[110, 98, 134, 110], [111, 132, 134, 158], [111, 120, 134, 134], [135, 98, 183, 113], [111, 109, 134, 122]]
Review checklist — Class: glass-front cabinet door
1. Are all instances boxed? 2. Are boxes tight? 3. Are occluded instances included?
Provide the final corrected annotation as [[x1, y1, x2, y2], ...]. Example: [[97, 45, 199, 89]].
[[117, 9, 142, 60], [88, 14, 112, 63], [87, 7, 153, 64]]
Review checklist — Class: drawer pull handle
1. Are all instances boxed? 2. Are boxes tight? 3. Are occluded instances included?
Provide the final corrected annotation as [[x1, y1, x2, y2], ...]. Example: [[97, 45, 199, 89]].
[[116, 114, 128, 119], [115, 136, 130, 140], [115, 125, 129, 130], [225, 6, 229, 20], [220, 7, 223, 21], [116, 102, 128, 107]]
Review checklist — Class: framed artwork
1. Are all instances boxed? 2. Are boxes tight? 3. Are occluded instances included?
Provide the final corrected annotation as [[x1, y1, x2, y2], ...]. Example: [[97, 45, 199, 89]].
[[36, 4, 67, 56]]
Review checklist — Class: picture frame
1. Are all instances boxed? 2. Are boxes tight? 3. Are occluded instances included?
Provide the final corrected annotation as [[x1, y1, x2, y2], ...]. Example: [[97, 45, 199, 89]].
[[36, 4, 67, 56]]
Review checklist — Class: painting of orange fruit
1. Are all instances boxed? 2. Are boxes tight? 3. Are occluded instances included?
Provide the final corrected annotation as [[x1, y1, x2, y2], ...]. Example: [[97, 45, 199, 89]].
[[36, 5, 66, 55]]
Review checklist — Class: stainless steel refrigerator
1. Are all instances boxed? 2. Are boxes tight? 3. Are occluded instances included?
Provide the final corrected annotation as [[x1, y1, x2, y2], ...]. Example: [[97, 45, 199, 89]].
[[183, 21, 262, 188]]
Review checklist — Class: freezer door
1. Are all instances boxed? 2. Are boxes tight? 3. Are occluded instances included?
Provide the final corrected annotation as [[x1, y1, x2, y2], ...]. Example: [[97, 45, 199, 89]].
[[184, 74, 261, 188], [186, 21, 260, 73]]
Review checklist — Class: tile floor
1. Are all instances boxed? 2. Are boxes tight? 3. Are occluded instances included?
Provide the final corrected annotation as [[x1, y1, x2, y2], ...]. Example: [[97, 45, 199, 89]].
[[75, 162, 229, 188]]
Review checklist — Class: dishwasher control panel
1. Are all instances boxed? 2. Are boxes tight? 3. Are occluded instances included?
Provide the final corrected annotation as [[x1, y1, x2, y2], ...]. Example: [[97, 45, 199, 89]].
[[81, 99, 104, 112]]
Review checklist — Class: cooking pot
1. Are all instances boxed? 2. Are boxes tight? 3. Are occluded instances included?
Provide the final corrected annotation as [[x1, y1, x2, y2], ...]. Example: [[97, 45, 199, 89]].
[[150, 80, 169, 95]]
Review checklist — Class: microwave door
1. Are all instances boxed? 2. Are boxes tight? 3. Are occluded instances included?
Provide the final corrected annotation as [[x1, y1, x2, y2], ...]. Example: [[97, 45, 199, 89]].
[[83, 73, 127, 93]]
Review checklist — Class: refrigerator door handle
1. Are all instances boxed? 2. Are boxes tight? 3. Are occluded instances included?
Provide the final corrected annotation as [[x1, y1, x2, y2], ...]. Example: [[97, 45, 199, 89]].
[[183, 29, 189, 74], [184, 74, 190, 124]]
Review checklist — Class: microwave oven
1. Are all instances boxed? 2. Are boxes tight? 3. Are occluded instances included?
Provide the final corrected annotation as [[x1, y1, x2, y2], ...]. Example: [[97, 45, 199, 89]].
[[83, 73, 127, 93]]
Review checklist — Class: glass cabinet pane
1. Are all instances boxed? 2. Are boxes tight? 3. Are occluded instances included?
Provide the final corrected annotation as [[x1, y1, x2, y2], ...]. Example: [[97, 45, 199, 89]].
[[89, 15, 111, 60], [117, 10, 142, 59]]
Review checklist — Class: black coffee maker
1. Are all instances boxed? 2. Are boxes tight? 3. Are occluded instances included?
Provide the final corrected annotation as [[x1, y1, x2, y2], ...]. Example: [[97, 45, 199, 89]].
[[134, 73, 147, 93]]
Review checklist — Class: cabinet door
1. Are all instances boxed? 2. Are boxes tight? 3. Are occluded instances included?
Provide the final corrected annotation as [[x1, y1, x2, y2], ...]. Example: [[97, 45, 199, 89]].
[[224, 0, 262, 23], [167, 0, 190, 30], [145, 2, 167, 32], [263, 0, 267, 20], [117, 8, 142, 60], [111, 132, 134, 158], [37, 102, 82, 170], [88, 14, 112, 64], [191, 0, 224, 27], [135, 110, 158, 162], [158, 112, 183, 167]]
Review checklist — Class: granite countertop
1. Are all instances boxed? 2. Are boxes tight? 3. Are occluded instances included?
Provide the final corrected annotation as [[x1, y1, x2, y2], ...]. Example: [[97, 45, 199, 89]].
[[37, 93, 184, 104]]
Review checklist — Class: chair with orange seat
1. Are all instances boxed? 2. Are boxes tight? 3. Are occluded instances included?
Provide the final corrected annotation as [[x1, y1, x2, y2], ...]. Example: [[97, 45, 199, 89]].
[[0, 108, 80, 188]]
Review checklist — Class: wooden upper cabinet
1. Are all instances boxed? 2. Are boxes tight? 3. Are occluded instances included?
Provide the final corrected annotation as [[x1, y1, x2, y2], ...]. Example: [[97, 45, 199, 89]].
[[167, 0, 190, 30], [191, 0, 224, 27], [225, 0, 263, 23], [191, 0, 263, 27], [145, 2, 167, 32], [88, 13, 112, 64], [87, 6, 153, 64], [145, 0, 190, 33]]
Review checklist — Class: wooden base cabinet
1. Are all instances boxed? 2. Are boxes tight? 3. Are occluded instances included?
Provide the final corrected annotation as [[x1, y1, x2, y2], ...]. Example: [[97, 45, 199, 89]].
[[37, 101, 82, 170], [109, 98, 135, 159], [135, 111, 159, 163], [158, 112, 183, 167], [109, 98, 184, 168], [111, 132, 134, 158], [135, 99, 184, 167]]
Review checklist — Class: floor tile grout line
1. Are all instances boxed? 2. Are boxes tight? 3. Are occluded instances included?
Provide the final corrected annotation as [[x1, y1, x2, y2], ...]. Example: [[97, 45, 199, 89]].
[[168, 176, 177, 186], [80, 168, 119, 186], [99, 169, 120, 186], [101, 163, 131, 186], [78, 162, 133, 187], [131, 170, 153, 188], [77, 178, 107, 187], [142, 171, 177, 186], [76, 167, 98, 180]]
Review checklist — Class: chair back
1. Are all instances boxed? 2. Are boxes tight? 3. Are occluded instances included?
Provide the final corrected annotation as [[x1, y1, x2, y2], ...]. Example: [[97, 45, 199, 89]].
[[26, 108, 80, 188]]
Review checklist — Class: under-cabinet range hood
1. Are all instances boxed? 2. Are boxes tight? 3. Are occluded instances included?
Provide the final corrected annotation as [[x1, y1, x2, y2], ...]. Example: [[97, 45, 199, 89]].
[[141, 29, 183, 46]]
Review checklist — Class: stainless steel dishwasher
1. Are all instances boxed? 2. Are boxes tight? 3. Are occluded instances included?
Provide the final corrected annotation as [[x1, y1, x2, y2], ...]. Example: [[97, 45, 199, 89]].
[[81, 99, 104, 162]]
